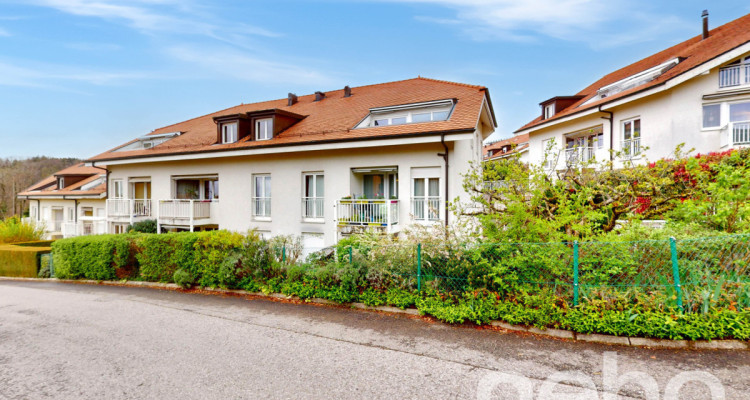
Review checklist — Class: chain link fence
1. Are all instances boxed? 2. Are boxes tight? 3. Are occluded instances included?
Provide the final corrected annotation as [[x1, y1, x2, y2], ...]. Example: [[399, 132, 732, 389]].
[[278, 234, 750, 313]]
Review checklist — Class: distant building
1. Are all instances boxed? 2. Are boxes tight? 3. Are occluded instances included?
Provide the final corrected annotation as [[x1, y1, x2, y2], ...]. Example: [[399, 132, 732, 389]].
[[483, 133, 529, 162], [515, 11, 750, 171]]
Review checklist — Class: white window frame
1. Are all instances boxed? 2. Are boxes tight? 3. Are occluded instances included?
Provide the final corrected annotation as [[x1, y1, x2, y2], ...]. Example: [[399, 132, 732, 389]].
[[172, 177, 219, 201], [67, 207, 75, 222], [543, 104, 554, 119], [221, 122, 238, 144], [30, 205, 38, 220], [702, 103, 722, 130], [256, 118, 273, 141], [302, 173, 324, 221], [57, 177, 64, 189], [542, 138, 557, 170], [411, 177, 441, 222], [369, 109, 452, 128], [112, 179, 124, 199], [621, 117, 642, 158], [252, 174, 271, 220]]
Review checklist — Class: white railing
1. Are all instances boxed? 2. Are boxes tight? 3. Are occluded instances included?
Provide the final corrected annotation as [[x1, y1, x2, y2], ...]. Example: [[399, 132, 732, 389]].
[[719, 63, 750, 88], [253, 197, 271, 218], [62, 220, 107, 238], [411, 197, 441, 221], [565, 146, 595, 164], [51, 220, 63, 233], [733, 121, 750, 145], [337, 199, 399, 227], [107, 199, 153, 218], [158, 200, 211, 220], [622, 138, 641, 157], [302, 197, 324, 219]]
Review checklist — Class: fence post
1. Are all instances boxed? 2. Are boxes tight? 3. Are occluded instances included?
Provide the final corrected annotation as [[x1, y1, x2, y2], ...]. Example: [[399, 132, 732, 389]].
[[573, 241, 579, 306], [417, 243, 422, 291], [669, 237, 683, 311], [348, 246, 353, 264], [282, 245, 286, 264]]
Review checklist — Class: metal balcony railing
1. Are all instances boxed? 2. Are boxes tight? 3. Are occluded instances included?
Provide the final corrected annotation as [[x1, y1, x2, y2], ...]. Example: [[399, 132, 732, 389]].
[[337, 199, 399, 227], [107, 199, 153, 218], [411, 197, 441, 221], [719, 63, 750, 88], [302, 197, 324, 219]]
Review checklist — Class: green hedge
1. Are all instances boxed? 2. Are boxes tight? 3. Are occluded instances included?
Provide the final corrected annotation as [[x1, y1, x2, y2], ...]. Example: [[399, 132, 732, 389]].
[[52, 234, 136, 280], [0, 243, 51, 277]]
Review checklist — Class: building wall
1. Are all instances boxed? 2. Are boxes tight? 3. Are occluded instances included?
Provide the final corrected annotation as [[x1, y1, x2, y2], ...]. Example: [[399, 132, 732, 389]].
[[30, 198, 106, 239], [106, 133, 484, 246], [525, 57, 749, 169]]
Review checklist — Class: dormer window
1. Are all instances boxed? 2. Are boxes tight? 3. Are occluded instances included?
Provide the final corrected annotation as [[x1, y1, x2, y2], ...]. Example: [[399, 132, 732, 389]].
[[355, 99, 454, 129], [256, 118, 273, 140], [57, 177, 64, 189], [543, 104, 554, 119], [221, 122, 238, 143]]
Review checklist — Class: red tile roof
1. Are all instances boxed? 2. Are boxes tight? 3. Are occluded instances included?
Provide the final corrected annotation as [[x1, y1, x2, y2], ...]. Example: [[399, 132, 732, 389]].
[[483, 133, 529, 160], [89, 77, 494, 162], [18, 163, 106, 197], [516, 13, 750, 132]]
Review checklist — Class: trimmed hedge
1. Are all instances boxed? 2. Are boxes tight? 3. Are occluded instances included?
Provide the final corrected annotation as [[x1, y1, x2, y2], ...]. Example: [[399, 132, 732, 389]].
[[52, 234, 136, 280], [0, 243, 51, 278]]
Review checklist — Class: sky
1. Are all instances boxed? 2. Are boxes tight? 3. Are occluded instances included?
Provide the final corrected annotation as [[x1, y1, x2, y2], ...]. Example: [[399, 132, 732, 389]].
[[1, 0, 749, 159]]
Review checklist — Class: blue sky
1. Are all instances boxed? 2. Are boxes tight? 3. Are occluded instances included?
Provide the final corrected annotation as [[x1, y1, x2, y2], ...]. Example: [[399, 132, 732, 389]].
[[1, 0, 749, 159]]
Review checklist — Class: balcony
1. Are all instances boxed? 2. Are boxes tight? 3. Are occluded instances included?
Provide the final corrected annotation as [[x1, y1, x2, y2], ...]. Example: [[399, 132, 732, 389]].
[[733, 121, 750, 146], [302, 197, 325, 220], [157, 199, 212, 231], [107, 199, 153, 221], [62, 219, 107, 238], [565, 146, 595, 165], [719, 63, 750, 88], [336, 199, 399, 229]]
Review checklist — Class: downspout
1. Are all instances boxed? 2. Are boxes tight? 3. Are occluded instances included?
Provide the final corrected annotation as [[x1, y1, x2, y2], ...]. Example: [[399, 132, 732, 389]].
[[438, 133, 449, 228], [599, 106, 614, 164]]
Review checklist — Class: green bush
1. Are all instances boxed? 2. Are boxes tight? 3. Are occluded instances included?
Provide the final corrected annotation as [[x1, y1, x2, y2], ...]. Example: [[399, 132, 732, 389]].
[[52, 234, 136, 280], [128, 219, 157, 234], [0, 216, 45, 244], [0, 243, 50, 277], [173, 269, 195, 289]]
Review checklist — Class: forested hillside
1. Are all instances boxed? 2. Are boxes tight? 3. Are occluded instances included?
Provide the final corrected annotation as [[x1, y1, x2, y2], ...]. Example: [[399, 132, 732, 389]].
[[0, 157, 81, 218]]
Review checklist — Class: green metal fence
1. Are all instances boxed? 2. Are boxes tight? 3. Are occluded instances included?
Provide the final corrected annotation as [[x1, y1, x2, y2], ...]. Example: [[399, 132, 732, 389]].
[[291, 234, 749, 313]]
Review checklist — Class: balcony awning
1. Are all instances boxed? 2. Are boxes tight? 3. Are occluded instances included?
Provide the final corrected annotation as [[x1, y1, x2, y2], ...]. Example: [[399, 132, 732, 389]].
[[564, 125, 603, 138], [351, 167, 398, 173]]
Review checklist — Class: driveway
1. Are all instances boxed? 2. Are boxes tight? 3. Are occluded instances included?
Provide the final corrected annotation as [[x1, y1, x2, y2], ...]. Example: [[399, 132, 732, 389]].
[[0, 280, 747, 399]]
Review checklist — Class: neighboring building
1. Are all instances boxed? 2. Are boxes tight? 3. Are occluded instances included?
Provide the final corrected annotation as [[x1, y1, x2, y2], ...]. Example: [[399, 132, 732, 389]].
[[17, 164, 107, 239], [80, 78, 496, 247], [516, 11, 750, 171], [483, 133, 529, 162]]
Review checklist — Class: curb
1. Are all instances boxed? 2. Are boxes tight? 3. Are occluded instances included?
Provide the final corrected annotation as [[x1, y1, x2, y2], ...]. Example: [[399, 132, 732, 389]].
[[2, 277, 747, 351]]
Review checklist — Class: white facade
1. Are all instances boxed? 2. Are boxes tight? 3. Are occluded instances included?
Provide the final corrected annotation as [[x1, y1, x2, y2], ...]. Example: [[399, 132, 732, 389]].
[[102, 127, 491, 247], [520, 47, 750, 170], [25, 198, 107, 240]]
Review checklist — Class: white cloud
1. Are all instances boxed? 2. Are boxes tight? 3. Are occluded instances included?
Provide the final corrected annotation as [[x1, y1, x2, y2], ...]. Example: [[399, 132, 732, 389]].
[[388, 0, 691, 48], [0, 27, 10, 37], [0, 59, 150, 88], [166, 45, 336, 87]]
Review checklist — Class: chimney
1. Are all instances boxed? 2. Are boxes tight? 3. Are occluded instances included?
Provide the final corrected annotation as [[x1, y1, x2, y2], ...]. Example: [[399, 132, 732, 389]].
[[287, 93, 298, 106], [702, 10, 709, 40], [314, 91, 325, 101], [344, 85, 352, 97]]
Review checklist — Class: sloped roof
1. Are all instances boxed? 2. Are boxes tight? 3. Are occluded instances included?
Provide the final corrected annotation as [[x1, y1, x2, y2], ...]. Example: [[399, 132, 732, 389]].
[[517, 12, 750, 132], [483, 133, 529, 160], [89, 77, 494, 162], [18, 163, 106, 197]]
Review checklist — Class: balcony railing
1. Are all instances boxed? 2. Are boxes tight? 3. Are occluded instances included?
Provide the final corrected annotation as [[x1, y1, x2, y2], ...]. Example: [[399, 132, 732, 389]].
[[565, 146, 595, 165], [337, 199, 399, 227], [411, 197, 441, 221], [302, 197, 324, 219], [719, 63, 750, 88], [107, 199, 153, 218], [622, 138, 641, 158], [734, 121, 750, 145], [62, 220, 107, 238], [158, 200, 211, 220]]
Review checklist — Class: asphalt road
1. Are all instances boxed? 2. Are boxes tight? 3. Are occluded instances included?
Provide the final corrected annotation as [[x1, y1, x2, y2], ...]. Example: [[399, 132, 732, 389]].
[[0, 281, 748, 400]]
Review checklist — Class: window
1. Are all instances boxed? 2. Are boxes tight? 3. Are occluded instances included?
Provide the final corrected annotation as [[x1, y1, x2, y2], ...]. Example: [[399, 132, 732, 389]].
[[367, 108, 452, 128], [542, 138, 556, 169], [174, 178, 218, 201], [67, 207, 75, 222], [703, 104, 721, 129], [256, 119, 273, 140], [622, 118, 642, 157], [112, 179, 124, 199], [302, 173, 324, 219], [730, 101, 750, 123], [221, 122, 238, 144], [543, 104, 554, 119], [57, 177, 64, 189], [412, 177, 440, 221], [204, 180, 219, 200], [30, 206, 37, 220], [253, 175, 271, 218]]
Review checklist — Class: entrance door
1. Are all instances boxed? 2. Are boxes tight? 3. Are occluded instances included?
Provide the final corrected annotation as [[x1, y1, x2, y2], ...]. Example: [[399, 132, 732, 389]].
[[52, 208, 64, 232]]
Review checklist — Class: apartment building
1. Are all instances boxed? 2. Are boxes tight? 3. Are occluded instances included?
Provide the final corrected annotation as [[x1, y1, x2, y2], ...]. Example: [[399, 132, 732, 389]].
[[515, 11, 750, 171], [70, 78, 496, 247]]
